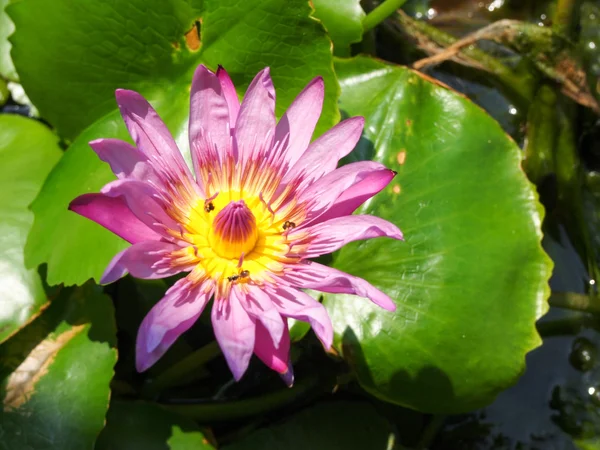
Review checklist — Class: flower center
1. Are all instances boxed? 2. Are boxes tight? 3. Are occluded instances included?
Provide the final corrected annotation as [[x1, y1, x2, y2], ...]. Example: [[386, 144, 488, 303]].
[[209, 200, 258, 259]]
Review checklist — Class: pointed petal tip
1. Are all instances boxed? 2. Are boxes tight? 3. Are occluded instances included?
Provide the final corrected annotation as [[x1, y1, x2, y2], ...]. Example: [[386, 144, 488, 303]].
[[371, 292, 397, 311], [68, 193, 95, 213], [392, 228, 404, 241], [321, 335, 334, 352], [281, 368, 295, 387], [307, 75, 325, 89], [67, 196, 81, 212], [114, 88, 133, 99], [115, 88, 146, 108], [379, 298, 397, 312], [88, 138, 105, 147], [99, 272, 117, 286], [192, 63, 213, 79], [135, 355, 152, 373], [231, 367, 246, 382]]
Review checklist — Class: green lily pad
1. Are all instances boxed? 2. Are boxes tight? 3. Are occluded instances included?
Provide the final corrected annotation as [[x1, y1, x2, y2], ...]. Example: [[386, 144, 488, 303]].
[[96, 400, 214, 450], [0, 283, 117, 449], [0, 115, 61, 343], [312, 0, 365, 56], [224, 401, 393, 449], [16, 0, 340, 286], [324, 56, 552, 413], [8, 0, 339, 141], [168, 427, 215, 450]]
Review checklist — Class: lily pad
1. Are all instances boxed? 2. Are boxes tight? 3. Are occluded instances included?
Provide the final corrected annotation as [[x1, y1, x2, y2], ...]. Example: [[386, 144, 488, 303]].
[[311, 0, 365, 56], [8, 0, 339, 141], [0, 283, 117, 449], [0, 115, 61, 343], [15, 0, 340, 286], [324, 56, 552, 413]]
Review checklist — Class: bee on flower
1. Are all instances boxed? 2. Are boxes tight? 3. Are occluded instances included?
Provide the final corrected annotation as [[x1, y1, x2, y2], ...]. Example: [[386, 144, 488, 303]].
[[69, 65, 402, 385]]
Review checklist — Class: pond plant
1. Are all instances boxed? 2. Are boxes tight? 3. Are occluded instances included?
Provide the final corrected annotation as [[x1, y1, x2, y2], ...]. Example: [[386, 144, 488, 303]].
[[0, 0, 598, 448]]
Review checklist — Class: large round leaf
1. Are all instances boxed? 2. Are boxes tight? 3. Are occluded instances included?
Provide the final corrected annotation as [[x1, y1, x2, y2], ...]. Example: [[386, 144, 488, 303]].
[[0, 284, 117, 449], [324, 56, 552, 413], [15, 0, 341, 286], [0, 115, 61, 343]]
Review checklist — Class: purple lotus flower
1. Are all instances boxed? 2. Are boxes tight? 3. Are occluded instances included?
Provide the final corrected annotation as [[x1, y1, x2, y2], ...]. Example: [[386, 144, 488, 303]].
[[70, 65, 402, 385]]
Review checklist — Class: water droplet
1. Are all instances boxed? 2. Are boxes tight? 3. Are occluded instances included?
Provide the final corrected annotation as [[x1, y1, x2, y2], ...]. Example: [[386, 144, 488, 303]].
[[487, 0, 504, 12], [508, 106, 518, 115], [569, 337, 597, 372], [589, 42, 597, 50]]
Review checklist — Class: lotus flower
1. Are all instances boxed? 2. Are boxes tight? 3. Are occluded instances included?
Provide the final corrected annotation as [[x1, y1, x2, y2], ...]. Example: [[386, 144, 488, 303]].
[[69, 65, 402, 384]]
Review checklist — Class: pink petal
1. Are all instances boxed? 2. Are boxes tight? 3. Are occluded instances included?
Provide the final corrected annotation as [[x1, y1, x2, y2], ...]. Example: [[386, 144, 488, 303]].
[[283, 261, 397, 311], [89, 138, 158, 184], [274, 77, 324, 169], [293, 215, 403, 258], [69, 193, 160, 244], [283, 116, 364, 191], [101, 240, 183, 284], [243, 285, 285, 347], [299, 161, 395, 225], [100, 179, 178, 235], [115, 89, 192, 179], [233, 68, 276, 162], [189, 65, 232, 176], [316, 167, 396, 223], [217, 65, 240, 127], [253, 320, 291, 380], [268, 285, 333, 350], [212, 288, 256, 380], [136, 278, 212, 372]]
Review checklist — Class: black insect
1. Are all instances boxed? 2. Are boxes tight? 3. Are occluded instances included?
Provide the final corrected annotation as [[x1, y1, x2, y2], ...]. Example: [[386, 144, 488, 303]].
[[204, 201, 215, 213], [227, 270, 250, 282], [282, 220, 296, 230]]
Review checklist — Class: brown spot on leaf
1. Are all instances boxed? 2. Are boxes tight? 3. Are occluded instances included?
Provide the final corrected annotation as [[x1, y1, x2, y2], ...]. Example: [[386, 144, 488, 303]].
[[397, 150, 407, 165], [185, 21, 201, 52], [3, 325, 86, 410]]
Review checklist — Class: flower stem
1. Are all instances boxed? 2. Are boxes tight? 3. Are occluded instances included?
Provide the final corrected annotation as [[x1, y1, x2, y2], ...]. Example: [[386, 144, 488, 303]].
[[553, 0, 579, 37], [549, 292, 600, 315], [161, 372, 324, 421], [416, 414, 446, 449], [143, 341, 221, 397], [362, 0, 409, 33]]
